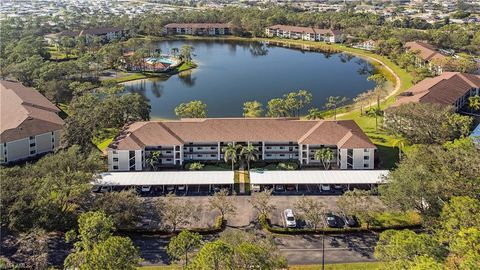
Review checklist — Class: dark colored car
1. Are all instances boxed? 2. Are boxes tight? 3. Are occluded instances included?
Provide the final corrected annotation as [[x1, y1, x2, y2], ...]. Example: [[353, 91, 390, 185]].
[[342, 214, 360, 227], [286, 185, 296, 191], [325, 212, 344, 228]]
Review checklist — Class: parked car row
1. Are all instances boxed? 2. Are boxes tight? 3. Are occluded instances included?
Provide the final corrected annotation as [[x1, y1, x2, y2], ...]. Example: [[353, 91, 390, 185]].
[[92, 184, 231, 196], [253, 184, 346, 194], [283, 209, 360, 229]]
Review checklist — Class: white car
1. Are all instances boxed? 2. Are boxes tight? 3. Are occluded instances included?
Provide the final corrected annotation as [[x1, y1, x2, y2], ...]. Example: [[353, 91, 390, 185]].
[[177, 185, 186, 191], [283, 209, 297, 228], [141, 186, 151, 193], [334, 184, 343, 190], [251, 184, 261, 192], [321, 184, 331, 191], [166, 185, 175, 193]]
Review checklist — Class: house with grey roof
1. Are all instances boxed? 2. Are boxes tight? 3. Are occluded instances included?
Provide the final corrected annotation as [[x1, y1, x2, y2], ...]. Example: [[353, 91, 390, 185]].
[[1, 80, 64, 164]]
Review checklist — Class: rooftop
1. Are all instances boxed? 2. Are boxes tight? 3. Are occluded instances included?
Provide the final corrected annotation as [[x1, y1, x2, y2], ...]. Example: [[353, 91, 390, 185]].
[[250, 170, 389, 184], [392, 72, 480, 107], [404, 41, 448, 62], [96, 171, 235, 186], [109, 118, 376, 150], [1, 80, 64, 142], [268, 24, 342, 36]]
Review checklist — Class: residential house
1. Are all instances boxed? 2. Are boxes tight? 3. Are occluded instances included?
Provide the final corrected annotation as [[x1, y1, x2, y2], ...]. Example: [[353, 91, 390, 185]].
[[391, 72, 480, 111], [265, 25, 344, 43], [107, 118, 376, 171], [404, 41, 450, 75], [47, 26, 124, 45], [163, 23, 231, 36], [1, 80, 64, 164]]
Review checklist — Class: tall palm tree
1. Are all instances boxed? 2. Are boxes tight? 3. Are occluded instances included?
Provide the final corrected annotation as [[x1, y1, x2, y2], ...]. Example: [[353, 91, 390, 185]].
[[305, 108, 324, 120], [314, 148, 334, 170], [392, 137, 407, 160], [366, 107, 383, 131], [146, 151, 161, 171], [222, 143, 240, 171], [240, 144, 258, 171], [367, 74, 386, 109]]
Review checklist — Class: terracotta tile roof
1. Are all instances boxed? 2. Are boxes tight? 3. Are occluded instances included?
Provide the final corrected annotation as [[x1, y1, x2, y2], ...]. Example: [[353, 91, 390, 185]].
[[109, 118, 376, 150], [267, 25, 342, 36], [164, 23, 230, 29], [404, 41, 448, 62], [1, 80, 64, 142], [392, 72, 480, 107]]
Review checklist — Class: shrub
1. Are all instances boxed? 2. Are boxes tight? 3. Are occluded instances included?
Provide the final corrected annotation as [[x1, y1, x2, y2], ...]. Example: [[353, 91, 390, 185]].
[[187, 162, 204, 170], [277, 162, 298, 170]]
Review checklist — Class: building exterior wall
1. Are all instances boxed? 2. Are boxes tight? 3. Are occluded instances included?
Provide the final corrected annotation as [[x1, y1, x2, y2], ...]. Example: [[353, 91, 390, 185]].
[[108, 141, 375, 171], [0, 130, 61, 164]]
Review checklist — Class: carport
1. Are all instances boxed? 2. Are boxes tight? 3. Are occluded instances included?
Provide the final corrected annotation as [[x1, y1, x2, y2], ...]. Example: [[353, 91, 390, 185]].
[[94, 171, 235, 195], [249, 170, 389, 194]]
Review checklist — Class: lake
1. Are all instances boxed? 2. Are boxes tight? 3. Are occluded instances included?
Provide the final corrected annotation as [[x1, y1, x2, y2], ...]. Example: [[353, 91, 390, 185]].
[[123, 40, 377, 119]]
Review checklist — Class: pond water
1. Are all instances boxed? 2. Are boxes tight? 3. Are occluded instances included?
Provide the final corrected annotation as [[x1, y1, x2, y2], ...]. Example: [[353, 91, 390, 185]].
[[123, 40, 377, 119]]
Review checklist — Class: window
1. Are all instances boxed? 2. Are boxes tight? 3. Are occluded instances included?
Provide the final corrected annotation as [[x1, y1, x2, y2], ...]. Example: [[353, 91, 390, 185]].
[[166, 151, 172, 154], [280, 146, 285, 149], [29, 136, 34, 140], [364, 149, 369, 152], [29, 143, 35, 147], [280, 154, 285, 157], [113, 158, 118, 162], [113, 165, 119, 170], [197, 155, 203, 157], [197, 147, 203, 150], [112, 150, 117, 154], [210, 147, 216, 150], [30, 150, 36, 155], [166, 159, 172, 161], [210, 154, 216, 157], [364, 156, 370, 160], [266, 147, 271, 149], [363, 164, 370, 168], [51, 137, 55, 143]]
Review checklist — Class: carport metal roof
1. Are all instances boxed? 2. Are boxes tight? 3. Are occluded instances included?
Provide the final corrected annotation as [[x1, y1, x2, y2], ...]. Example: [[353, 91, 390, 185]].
[[95, 171, 235, 186], [249, 170, 389, 185]]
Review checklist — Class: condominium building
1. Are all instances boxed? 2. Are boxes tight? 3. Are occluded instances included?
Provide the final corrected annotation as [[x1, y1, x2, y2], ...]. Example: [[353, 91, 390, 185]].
[[404, 41, 450, 75], [46, 26, 124, 45], [162, 23, 231, 36], [107, 118, 376, 171], [265, 25, 344, 43], [391, 72, 480, 111], [1, 80, 64, 164]]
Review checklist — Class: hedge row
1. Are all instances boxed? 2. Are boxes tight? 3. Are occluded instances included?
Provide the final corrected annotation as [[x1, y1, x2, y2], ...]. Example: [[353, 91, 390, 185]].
[[258, 215, 421, 235]]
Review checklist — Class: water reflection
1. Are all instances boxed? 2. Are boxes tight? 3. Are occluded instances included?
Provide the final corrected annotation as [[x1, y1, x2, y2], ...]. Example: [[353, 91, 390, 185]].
[[178, 70, 196, 87]]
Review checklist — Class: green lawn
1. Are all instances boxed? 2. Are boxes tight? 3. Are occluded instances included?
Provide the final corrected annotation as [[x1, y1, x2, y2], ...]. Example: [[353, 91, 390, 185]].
[[370, 211, 422, 228], [92, 128, 119, 152], [47, 45, 78, 60], [104, 73, 150, 84]]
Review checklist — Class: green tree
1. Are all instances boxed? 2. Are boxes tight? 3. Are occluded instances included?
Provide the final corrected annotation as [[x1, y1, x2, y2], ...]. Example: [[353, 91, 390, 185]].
[[156, 194, 200, 232], [146, 151, 161, 171], [325, 96, 348, 120], [175, 100, 207, 118], [267, 98, 288, 117], [447, 228, 480, 270], [468, 95, 480, 112], [294, 196, 326, 230], [337, 189, 383, 229], [314, 148, 335, 170], [86, 236, 140, 270], [189, 240, 234, 270], [248, 189, 275, 218], [367, 74, 387, 108], [366, 107, 383, 131], [222, 143, 241, 171], [92, 190, 144, 230], [379, 144, 480, 220], [167, 230, 202, 267], [209, 188, 236, 221], [188, 162, 204, 170], [305, 107, 324, 120], [438, 196, 480, 243], [374, 230, 446, 269], [391, 136, 407, 160], [240, 144, 258, 171], [243, 100, 263, 117], [179, 44, 194, 64], [384, 103, 472, 144]]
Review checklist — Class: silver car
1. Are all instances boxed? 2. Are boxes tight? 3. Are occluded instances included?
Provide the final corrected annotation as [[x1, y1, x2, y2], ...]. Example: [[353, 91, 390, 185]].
[[284, 209, 297, 228]]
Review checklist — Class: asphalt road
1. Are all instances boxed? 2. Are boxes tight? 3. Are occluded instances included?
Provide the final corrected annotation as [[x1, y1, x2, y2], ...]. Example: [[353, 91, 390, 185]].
[[131, 232, 379, 266]]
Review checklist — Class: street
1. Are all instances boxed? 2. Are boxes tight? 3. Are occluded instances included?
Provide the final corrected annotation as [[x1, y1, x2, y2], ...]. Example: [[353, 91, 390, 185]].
[[131, 231, 379, 266]]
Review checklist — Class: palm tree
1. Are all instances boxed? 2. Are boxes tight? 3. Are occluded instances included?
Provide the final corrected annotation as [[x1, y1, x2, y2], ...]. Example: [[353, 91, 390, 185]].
[[222, 143, 241, 171], [305, 108, 324, 120], [469, 95, 480, 113], [146, 151, 161, 171], [314, 148, 335, 170], [367, 74, 387, 109], [240, 144, 258, 171], [366, 107, 383, 131], [392, 137, 407, 160]]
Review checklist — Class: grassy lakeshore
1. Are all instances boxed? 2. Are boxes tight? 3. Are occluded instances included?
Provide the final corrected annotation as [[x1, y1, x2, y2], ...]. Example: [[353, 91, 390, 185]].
[[104, 62, 197, 84]]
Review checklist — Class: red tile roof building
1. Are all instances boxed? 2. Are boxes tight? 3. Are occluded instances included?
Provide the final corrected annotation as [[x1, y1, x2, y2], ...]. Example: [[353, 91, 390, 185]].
[[404, 41, 450, 75], [266, 24, 344, 43], [108, 118, 376, 171], [392, 72, 480, 111], [163, 23, 231, 36]]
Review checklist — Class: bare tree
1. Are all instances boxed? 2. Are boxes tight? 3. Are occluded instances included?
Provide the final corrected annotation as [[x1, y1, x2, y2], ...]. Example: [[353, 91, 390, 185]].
[[209, 188, 237, 221], [156, 194, 201, 232], [294, 196, 326, 230], [13, 228, 49, 269], [248, 189, 275, 218]]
